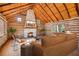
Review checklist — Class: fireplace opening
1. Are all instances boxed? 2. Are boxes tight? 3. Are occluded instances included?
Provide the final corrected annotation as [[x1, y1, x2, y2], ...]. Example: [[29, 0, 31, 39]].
[[27, 32, 34, 38]]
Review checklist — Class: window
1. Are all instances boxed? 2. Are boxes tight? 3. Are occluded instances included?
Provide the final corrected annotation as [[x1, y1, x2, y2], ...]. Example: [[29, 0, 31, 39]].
[[58, 24, 65, 32], [0, 18, 5, 37], [52, 24, 58, 32], [52, 24, 65, 32]]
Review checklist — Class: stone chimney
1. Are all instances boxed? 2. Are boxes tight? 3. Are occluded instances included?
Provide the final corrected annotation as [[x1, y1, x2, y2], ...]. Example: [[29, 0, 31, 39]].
[[24, 9, 37, 38]]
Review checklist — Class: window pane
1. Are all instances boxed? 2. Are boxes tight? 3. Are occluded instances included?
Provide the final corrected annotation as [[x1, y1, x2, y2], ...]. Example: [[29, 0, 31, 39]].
[[58, 24, 65, 32]]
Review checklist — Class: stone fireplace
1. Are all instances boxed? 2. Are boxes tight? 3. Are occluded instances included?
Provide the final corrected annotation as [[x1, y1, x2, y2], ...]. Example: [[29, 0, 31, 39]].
[[24, 9, 37, 38], [24, 29, 36, 38]]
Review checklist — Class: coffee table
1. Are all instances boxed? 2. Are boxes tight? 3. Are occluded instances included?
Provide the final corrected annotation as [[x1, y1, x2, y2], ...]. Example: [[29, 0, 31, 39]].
[[21, 44, 33, 56], [16, 37, 42, 56]]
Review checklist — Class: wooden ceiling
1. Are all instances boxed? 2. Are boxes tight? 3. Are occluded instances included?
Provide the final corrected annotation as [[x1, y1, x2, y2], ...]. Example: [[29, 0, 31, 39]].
[[0, 3, 79, 23]]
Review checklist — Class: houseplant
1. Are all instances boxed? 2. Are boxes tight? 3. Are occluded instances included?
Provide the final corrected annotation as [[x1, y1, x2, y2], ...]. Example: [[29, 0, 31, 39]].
[[39, 29, 46, 36], [7, 27, 16, 40]]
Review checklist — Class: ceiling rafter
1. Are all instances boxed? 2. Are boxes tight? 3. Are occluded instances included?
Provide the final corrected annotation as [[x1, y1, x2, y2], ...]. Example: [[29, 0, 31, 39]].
[[0, 3, 31, 13], [53, 3, 64, 20], [36, 16, 46, 24], [5, 13, 26, 20], [40, 4, 57, 22], [45, 3, 59, 21], [0, 3, 79, 24], [34, 12, 46, 24], [47, 4, 63, 20], [5, 7, 31, 19], [6, 9, 28, 19], [65, 3, 78, 18], [6, 11, 27, 20], [34, 12, 47, 23], [39, 4, 54, 22], [34, 7, 50, 23], [34, 7, 49, 23], [63, 3, 71, 18], [33, 7, 47, 23], [3, 4, 33, 16], [35, 5, 52, 22], [0, 3, 12, 7]]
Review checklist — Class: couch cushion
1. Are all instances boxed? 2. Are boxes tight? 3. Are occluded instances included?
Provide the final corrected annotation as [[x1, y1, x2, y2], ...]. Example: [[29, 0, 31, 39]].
[[42, 35, 66, 47], [65, 33, 77, 40]]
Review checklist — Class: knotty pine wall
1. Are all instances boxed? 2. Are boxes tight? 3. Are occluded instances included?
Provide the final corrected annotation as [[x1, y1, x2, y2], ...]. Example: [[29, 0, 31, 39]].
[[45, 17, 79, 39], [65, 17, 79, 39], [8, 15, 26, 36]]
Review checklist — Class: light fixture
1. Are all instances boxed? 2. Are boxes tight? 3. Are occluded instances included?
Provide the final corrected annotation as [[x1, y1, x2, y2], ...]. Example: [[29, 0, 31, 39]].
[[16, 17, 22, 22], [65, 31, 72, 34]]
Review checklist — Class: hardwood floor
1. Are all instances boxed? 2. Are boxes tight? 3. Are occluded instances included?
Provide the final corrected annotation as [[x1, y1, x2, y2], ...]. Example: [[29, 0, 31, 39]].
[[0, 39, 79, 56], [0, 39, 20, 56], [68, 48, 79, 56], [68, 39, 79, 56]]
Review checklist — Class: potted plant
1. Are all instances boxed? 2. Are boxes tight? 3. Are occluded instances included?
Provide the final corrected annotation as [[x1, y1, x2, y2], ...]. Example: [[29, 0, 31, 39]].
[[7, 27, 16, 40], [39, 29, 46, 36]]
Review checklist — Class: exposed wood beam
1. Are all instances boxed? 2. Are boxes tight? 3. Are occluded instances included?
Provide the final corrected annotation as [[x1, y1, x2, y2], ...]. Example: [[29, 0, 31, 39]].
[[75, 3, 79, 16], [40, 4, 57, 22], [5, 9, 28, 19], [39, 4, 54, 22], [35, 5, 51, 22], [5, 7, 31, 20], [34, 12, 46, 23], [33, 7, 49, 23], [0, 3, 12, 7], [33, 7, 46, 23], [63, 3, 71, 18], [5, 5, 33, 20], [36, 7, 49, 23], [34, 12, 46, 24], [45, 3, 59, 21], [46, 4, 62, 20], [53, 3, 64, 20], [0, 3, 31, 13], [65, 3, 78, 18], [3, 4, 33, 16]]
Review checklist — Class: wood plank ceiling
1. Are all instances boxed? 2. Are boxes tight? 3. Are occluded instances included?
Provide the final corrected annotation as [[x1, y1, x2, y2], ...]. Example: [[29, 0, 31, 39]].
[[0, 3, 78, 23]]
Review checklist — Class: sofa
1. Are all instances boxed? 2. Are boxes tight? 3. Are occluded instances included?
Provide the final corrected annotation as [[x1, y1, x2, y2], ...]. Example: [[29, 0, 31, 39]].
[[32, 33, 78, 56]]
